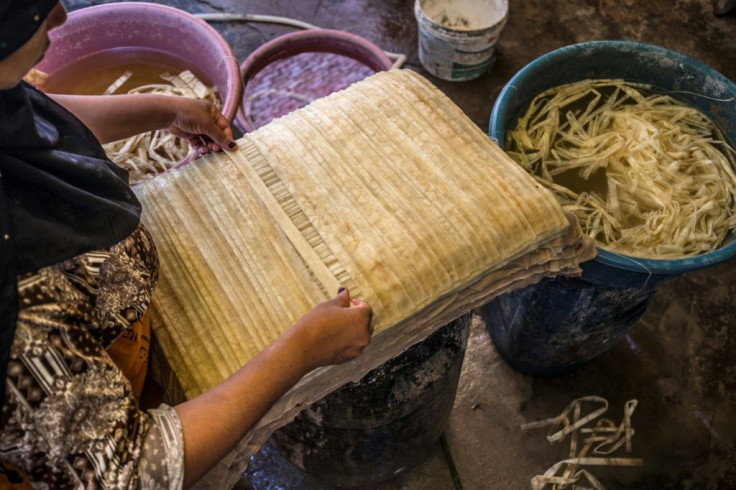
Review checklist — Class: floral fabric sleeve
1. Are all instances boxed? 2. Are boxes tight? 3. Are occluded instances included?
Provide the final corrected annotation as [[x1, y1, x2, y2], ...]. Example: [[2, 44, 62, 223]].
[[0, 224, 184, 489]]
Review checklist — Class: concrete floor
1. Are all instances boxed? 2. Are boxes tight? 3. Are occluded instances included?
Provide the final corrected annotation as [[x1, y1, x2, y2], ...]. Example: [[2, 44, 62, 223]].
[[63, 0, 736, 488]]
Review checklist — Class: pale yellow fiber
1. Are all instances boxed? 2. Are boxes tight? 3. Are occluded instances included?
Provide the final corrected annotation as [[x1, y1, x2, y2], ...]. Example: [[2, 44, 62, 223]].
[[507, 79, 736, 259], [103, 70, 221, 184], [133, 70, 596, 485]]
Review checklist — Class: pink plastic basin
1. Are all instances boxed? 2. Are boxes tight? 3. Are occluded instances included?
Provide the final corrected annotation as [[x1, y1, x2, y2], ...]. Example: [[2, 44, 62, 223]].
[[37, 2, 243, 168], [236, 29, 393, 132]]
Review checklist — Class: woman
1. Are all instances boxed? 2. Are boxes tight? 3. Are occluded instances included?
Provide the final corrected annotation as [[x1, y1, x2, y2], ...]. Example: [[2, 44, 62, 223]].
[[0, 1, 373, 488]]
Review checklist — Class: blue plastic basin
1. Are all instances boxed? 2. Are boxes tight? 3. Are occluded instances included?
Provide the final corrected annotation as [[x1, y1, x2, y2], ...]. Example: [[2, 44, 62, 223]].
[[490, 40, 736, 283], [483, 41, 736, 376]]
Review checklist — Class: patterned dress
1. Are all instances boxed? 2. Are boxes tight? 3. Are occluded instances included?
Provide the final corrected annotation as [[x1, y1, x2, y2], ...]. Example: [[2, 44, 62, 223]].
[[1, 224, 184, 489]]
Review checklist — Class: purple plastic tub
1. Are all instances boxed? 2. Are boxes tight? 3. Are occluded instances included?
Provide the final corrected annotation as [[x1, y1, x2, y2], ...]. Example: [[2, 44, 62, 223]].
[[37, 2, 243, 168], [236, 29, 393, 132]]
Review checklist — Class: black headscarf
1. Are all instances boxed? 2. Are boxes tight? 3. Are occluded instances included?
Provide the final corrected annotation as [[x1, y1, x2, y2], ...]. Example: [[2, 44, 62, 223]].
[[0, 0, 59, 59], [1, 2, 143, 405]]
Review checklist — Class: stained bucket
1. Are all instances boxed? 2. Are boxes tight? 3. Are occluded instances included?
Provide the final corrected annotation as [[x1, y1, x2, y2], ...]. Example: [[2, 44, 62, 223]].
[[268, 315, 471, 487], [414, 0, 508, 81]]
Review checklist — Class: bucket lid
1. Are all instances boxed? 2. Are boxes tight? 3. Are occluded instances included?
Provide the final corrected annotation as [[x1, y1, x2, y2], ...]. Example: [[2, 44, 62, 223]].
[[236, 29, 393, 132]]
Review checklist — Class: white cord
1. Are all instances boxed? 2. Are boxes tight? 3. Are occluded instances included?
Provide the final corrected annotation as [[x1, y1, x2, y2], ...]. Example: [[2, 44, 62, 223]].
[[195, 12, 407, 69]]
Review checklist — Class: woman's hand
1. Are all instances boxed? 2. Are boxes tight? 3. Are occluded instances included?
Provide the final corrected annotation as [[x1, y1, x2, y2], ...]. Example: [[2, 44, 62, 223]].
[[279, 287, 374, 371], [175, 288, 373, 487], [49, 93, 238, 152], [166, 97, 237, 155]]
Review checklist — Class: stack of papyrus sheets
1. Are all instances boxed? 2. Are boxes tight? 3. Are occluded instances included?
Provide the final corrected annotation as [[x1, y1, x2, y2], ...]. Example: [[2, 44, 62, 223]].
[[134, 69, 595, 488]]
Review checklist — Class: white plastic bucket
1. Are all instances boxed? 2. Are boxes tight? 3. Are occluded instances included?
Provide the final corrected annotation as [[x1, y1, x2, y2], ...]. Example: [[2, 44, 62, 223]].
[[414, 0, 508, 81]]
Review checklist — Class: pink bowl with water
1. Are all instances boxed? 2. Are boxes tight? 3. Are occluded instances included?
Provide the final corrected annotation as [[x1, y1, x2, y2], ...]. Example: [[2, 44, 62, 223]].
[[236, 29, 393, 132], [37, 2, 243, 168]]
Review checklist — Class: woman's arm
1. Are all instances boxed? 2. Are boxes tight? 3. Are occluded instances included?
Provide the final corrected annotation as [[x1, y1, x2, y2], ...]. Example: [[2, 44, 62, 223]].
[[174, 287, 373, 488], [49, 93, 237, 153]]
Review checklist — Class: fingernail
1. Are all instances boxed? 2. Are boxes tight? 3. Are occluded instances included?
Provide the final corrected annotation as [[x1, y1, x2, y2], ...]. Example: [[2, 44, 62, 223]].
[[227, 141, 236, 150], [337, 287, 346, 294]]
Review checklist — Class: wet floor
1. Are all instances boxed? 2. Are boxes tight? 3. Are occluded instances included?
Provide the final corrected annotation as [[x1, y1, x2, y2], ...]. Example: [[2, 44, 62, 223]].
[[61, 0, 736, 488]]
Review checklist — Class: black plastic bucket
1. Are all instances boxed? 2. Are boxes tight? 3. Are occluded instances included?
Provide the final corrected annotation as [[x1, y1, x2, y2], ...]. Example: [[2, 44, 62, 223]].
[[270, 314, 471, 487]]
